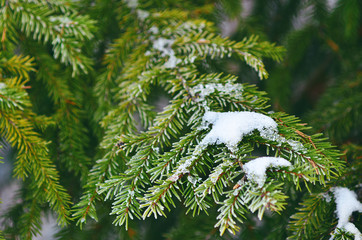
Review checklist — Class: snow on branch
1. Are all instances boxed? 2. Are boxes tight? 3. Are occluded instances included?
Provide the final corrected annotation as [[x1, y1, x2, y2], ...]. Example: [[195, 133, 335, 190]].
[[243, 157, 292, 187], [191, 82, 243, 102], [331, 187, 362, 240], [152, 38, 181, 68], [199, 111, 278, 151]]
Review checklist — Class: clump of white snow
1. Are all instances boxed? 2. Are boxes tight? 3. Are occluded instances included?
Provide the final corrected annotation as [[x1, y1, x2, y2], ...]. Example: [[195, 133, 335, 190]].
[[176, 21, 206, 35], [137, 9, 149, 21], [153, 38, 174, 55], [198, 109, 306, 154], [330, 187, 362, 240], [192, 83, 243, 102], [152, 38, 181, 68], [333, 187, 362, 227], [243, 157, 291, 187], [125, 0, 138, 8], [343, 222, 362, 240], [149, 26, 159, 35], [163, 55, 181, 68], [200, 111, 278, 150]]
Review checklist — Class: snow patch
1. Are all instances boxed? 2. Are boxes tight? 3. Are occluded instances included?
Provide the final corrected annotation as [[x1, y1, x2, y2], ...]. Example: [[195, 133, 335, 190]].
[[200, 111, 278, 151], [137, 9, 149, 21], [152, 38, 181, 68], [153, 38, 175, 56], [125, 0, 138, 8], [322, 192, 332, 203], [176, 21, 206, 35], [49, 16, 77, 29], [168, 145, 206, 182], [243, 157, 291, 187], [259, 129, 307, 154], [330, 187, 362, 240], [209, 160, 234, 184], [149, 26, 159, 35], [343, 222, 362, 240], [192, 83, 243, 102], [164, 55, 181, 69], [333, 187, 362, 228], [187, 175, 200, 187]]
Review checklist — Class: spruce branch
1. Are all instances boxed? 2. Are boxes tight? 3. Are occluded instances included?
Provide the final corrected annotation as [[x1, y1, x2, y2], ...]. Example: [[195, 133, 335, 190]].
[[0, 77, 30, 111], [288, 192, 335, 239], [2, 0, 96, 75], [66, 2, 352, 238], [0, 72, 72, 231], [73, 4, 347, 236], [19, 197, 42, 240], [0, 109, 72, 226], [0, 54, 35, 79], [32, 53, 91, 177], [73, 93, 143, 225], [94, 29, 137, 121]]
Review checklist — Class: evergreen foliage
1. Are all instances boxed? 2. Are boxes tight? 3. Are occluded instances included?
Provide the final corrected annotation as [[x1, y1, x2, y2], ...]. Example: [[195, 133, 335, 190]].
[[0, 0, 360, 239]]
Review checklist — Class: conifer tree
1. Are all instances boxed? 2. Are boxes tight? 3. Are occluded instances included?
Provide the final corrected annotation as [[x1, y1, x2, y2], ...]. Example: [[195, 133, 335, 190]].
[[0, 0, 360, 240]]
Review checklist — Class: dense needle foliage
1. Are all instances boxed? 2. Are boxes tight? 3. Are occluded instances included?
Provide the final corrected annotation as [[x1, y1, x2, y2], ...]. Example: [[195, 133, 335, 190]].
[[0, 0, 360, 239]]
